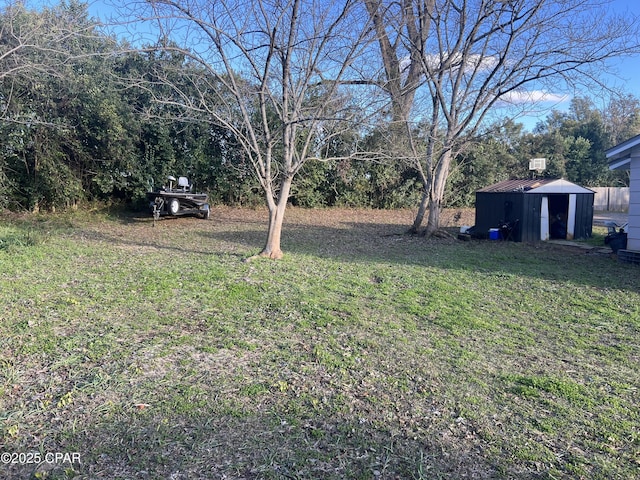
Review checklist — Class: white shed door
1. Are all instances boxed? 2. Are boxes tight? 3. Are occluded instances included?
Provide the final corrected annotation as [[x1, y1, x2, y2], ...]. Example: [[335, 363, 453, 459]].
[[567, 194, 576, 240], [540, 196, 550, 241]]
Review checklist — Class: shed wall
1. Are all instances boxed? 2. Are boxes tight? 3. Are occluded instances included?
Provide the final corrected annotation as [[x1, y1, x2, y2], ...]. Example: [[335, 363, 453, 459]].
[[573, 193, 594, 240], [474, 193, 524, 240], [520, 195, 541, 242], [475, 191, 594, 242]]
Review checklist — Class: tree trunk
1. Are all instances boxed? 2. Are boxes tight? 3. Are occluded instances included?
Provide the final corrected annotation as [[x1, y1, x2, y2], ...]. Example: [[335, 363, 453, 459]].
[[408, 188, 429, 234], [423, 149, 452, 237], [256, 175, 294, 260], [424, 197, 441, 237]]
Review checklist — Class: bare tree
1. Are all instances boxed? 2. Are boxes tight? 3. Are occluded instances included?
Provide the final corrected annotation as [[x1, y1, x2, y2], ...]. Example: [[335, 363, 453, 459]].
[[363, 0, 430, 124], [363, 0, 434, 234], [122, 0, 374, 259], [367, 0, 640, 236], [604, 93, 640, 146]]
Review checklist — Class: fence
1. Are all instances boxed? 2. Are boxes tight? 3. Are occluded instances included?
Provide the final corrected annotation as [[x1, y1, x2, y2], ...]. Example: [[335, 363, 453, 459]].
[[591, 187, 630, 212]]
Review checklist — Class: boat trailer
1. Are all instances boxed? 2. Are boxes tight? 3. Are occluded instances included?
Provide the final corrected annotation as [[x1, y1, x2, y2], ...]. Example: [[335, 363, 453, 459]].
[[147, 176, 210, 224]]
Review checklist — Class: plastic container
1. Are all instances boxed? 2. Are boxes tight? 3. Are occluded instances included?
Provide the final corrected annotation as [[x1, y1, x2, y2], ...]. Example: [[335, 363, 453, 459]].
[[489, 228, 500, 240], [605, 231, 627, 253]]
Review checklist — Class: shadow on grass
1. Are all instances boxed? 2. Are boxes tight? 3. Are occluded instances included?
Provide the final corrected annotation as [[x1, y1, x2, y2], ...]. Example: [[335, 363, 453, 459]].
[[203, 221, 639, 293], [14, 207, 637, 291], [7, 412, 520, 479]]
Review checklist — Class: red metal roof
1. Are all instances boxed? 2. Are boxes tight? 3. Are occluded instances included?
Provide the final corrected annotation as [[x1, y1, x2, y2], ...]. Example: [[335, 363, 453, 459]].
[[477, 179, 555, 193]]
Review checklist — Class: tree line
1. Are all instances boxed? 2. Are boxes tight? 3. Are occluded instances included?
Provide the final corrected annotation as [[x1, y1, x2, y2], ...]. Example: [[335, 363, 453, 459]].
[[1, 0, 639, 254]]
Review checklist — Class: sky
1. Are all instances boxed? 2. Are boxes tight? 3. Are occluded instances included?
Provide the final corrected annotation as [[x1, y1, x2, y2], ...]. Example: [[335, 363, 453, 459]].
[[515, 0, 640, 129], [81, 0, 640, 131]]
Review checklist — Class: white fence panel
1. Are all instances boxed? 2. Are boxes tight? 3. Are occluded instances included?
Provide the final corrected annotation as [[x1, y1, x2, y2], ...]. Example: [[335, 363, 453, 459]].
[[592, 187, 630, 212]]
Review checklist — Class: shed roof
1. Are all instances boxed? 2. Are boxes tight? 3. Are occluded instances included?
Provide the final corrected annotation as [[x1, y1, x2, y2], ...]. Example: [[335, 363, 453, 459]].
[[478, 178, 594, 194]]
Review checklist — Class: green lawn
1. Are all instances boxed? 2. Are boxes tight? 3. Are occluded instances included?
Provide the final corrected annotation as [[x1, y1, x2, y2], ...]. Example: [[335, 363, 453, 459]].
[[1, 207, 639, 479]]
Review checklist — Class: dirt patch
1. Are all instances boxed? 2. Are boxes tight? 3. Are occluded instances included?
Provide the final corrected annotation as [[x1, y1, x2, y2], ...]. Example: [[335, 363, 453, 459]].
[[281, 207, 476, 229], [139, 206, 476, 232], [85, 206, 477, 257]]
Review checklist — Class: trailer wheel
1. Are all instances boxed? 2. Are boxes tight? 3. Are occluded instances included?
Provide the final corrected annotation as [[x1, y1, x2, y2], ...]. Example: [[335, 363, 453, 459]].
[[168, 198, 180, 215]]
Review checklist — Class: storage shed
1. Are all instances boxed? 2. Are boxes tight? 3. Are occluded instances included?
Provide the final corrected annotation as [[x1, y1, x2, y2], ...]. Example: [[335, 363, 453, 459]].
[[606, 134, 640, 264], [474, 179, 595, 242]]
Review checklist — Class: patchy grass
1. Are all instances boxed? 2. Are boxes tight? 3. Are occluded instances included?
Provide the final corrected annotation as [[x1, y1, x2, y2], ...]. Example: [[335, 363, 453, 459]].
[[576, 226, 609, 247], [1, 206, 639, 479]]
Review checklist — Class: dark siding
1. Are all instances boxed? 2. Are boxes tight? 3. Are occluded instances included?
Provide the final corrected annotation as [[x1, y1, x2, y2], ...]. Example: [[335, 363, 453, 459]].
[[521, 194, 542, 242], [474, 193, 525, 240], [505, 195, 524, 241], [474, 192, 543, 242], [474, 192, 491, 238], [574, 193, 594, 240]]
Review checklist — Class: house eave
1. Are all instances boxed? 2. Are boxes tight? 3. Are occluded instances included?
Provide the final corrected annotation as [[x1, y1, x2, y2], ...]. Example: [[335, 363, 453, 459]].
[[608, 157, 631, 171], [606, 133, 640, 170], [606, 133, 640, 156]]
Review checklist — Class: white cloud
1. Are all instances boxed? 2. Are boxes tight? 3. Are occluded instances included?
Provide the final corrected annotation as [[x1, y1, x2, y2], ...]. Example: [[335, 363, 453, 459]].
[[498, 90, 568, 105], [407, 51, 570, 110], [423, 52, 500, 73]]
